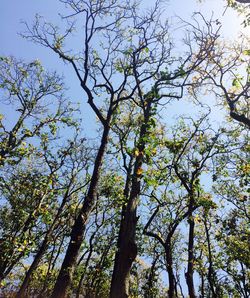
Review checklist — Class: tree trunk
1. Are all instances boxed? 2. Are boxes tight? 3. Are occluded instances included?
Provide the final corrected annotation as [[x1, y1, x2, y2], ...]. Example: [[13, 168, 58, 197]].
[[165, 242, 177, 298], [51, 124, 110, 298], [109, 164, 133, 298], [75, 233, 96, 298], [109, 188, 139, 298], [204, 215, 221, 298], [16, 236, 49, 298], [230, 111, 250, 129], [145, 254, 159, 298], [110, 102, 152, 298], [17, 184, 74, 297], [186, 197, 196, 298], [235, 0, 250, 4]]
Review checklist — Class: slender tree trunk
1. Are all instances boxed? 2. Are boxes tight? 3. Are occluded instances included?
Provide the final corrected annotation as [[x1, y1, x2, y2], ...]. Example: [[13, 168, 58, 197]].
[[109, 163, 133, 298], [186, 197, 196, 298], [76, 233, 96, 298], [91, 239, 113, 296], [17, 185, 74, 297], [145, 254, 159, 298], [229, 110, 250, 129], [204, 216, 217, 297], [1, 198, 44, 285], [110, 103, 152, 298], [165, 242, 177, 298], [17, 236, 49, 298], [51, 123, 110, 298], [200, 272, 205, 298], [235, 1, 250, 4], [110, 173, 139, 297], [109, 186, 139, 298], [0, 259, 18, 284]]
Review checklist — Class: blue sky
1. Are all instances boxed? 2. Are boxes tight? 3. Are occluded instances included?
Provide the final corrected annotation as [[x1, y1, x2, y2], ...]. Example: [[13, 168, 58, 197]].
[[0, 0, 245, 61], [0, 0, 246, 133]]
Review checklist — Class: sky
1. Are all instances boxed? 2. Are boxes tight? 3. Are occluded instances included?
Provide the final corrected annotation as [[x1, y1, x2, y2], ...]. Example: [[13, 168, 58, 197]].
[[0, 1, 248, 294], [0, 0, 247, 62], [0, 0, 248, 132]]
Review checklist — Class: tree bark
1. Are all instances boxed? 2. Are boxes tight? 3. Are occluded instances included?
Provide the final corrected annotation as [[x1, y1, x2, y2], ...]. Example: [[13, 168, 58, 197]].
[[235, 0, 250, 3], [145, 254, 159, 298], [230, 111, 250, 129], [110, 102, 152, 298], [17, 236, 49, 298], [109, 185, 139, 297], [17, 180, 77, 297], [165, 242, 177, 298], [109, 166, 133, 298], [51, 123, 110, 298], [186, 197, 196, 298]]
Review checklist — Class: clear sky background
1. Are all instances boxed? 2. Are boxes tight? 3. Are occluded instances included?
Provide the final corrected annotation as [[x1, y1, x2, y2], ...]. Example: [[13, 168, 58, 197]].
[[0, 0, 246, 60], [0, 0, 247, 132]]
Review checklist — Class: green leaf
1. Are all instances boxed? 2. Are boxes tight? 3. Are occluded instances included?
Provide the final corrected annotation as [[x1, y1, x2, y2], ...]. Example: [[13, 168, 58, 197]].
[[243, 49, 250, 56], [232, 78, 241, 88]]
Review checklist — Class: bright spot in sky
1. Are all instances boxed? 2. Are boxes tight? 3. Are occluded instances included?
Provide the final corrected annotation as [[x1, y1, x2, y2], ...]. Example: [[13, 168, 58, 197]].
[[167, 0, 249, 40]]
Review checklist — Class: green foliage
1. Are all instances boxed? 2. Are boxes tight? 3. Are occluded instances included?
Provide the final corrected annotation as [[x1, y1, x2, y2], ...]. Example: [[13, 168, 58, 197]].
[[1, 1, 250, 297]]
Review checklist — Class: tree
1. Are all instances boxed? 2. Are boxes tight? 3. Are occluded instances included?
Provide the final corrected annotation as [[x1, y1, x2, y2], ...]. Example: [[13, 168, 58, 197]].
[[22, 1, 149, 295], [191, 38, 250, 129], [16, 136, 92, 297], [211, 130, 250, 297], [1, 0, 249, 296], [109, 11, 220, 297], [0, 56, 74, 165], [23, 1, 219, 296], [143, 114, 228, 298], [0, 56, 76, 286]]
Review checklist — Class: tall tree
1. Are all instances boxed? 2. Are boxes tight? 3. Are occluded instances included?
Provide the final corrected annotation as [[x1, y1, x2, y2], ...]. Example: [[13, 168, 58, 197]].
[[0, 56, 76, 284], [109, 11, 220, 297], [143, 115, 227, 298], [22, 1, 179, 295], [192, 37, 250, 128], [0, 56, 74, 164], [16, 136, 92, 297]]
